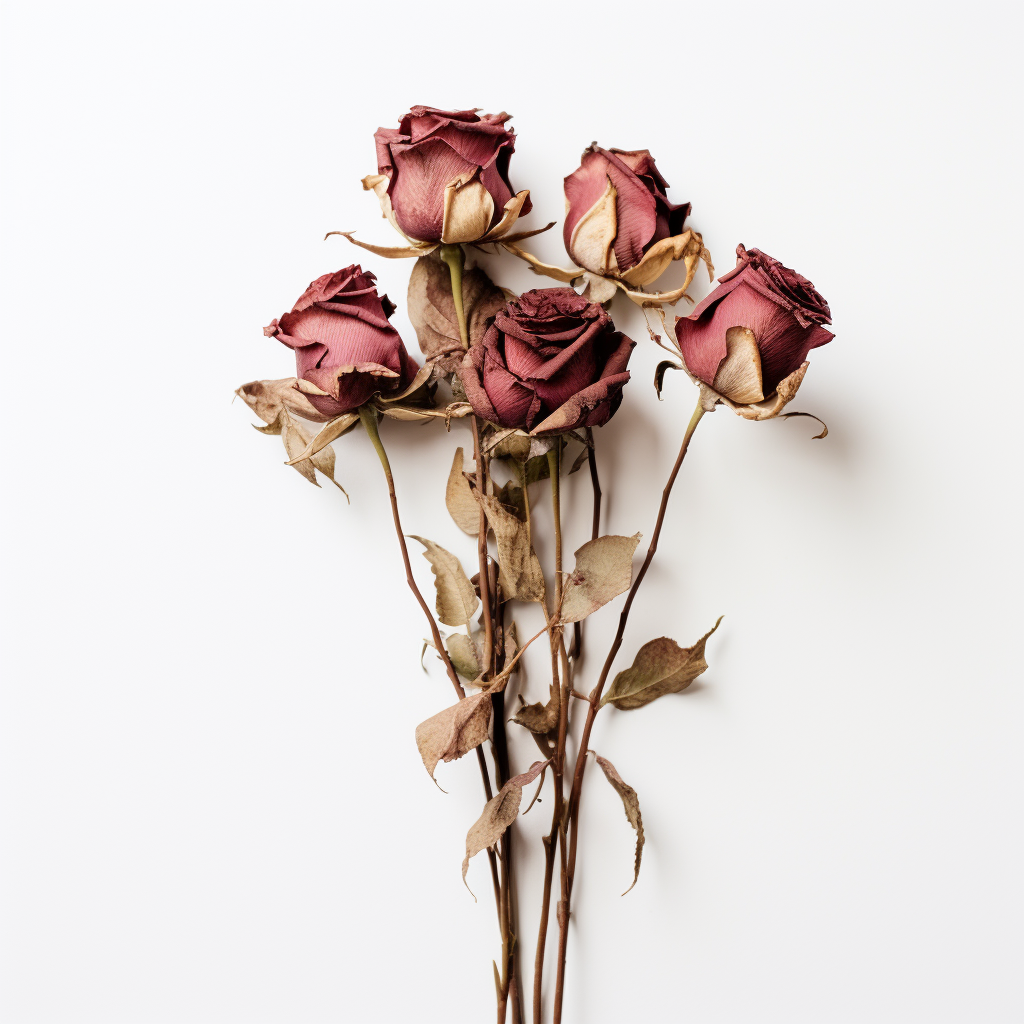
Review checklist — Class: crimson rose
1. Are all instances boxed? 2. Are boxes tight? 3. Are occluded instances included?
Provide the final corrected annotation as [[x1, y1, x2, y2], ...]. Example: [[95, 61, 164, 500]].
[[459, 288, 634, 436], [365, 106, 532, 247], [675, 245, 833, 418], [265, 265, 420, 417]]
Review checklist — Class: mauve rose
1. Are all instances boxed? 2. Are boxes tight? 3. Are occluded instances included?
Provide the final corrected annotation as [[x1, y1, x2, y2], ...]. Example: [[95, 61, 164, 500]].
[[459, 288, 634, 437], [365, 106, 533, 246], [675, 245, 833, 416], [265, 265, 420, 417], [558, 144, 707, 303]]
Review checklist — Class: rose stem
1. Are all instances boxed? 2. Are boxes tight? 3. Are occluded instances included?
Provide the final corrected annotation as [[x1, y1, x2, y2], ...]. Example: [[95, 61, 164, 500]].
[[551, 399, 705, 1024], [357, 403, 500, 909], [570, 429, 601, 661], [440, 243, 519, 1024]]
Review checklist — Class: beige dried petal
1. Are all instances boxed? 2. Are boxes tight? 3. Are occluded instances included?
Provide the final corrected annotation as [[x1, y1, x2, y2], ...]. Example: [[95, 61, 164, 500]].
[[501, 242, 583, 285], [617, 230, 713, 307], [480, 190, 531, 242], [620, 229, 698, 289], [446, 447, 480, 536], [712, 327, 764, 404], [441, 175, 495, 244], [416, 692, 491, 781], [376, 362, 434, 404], [476, 494, 546, 604], [593, 753, 645, 894], [236, 378, 331, 425], [409, 536, 479, 627], [705, 361, 812, 421], [602, 618, 723, 710], [568, 178, 618, 275], [559, 533, 641, 623], [582, 272, 618, 304], [462, 759, 550, 895]]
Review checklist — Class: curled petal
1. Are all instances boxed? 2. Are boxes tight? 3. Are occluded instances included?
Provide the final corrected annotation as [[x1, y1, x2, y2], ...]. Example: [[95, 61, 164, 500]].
[[441, 173, 495, 244], [567, 178, 618, 275], [701, 361, 811, 420], [480, 190, 531, 241], [501, 242, 583, 284]]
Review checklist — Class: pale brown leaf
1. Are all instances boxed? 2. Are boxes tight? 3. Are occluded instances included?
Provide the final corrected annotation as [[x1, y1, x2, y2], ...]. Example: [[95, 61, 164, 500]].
[[602, 617, 723, 710], [284, 412, 360, 464], [446, 633, 481, 680], [512, 683, 560, 736], [236, 378, 331, 425], [477, 495, 546, 603], [593, 753, 645, 894], [410, 537, 479, 627], [462, 759, 550, 896], [407, 254, 507, 361], [559, 533, 641, 623], [415, 693, 491, 782], [255, 409, 348, 496], [446, 448, 479, 536]]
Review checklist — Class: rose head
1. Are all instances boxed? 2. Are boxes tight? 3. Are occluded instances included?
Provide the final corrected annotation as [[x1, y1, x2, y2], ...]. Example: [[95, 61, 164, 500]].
[[265, 265, 420, 417], [559, 144, 708, 304], [364, 106, 533, 247], [675, 245, 833, 418], [459, 288, 635, 437]]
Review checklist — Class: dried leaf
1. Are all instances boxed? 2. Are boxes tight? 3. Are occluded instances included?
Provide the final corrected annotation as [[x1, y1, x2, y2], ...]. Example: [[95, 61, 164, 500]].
[[446, 633, 481, 680], [416, 693, 491, 781], [255, 409, 348, 496], [283, 412, 360, 464], [602, 617, 723, 710], [485, 428, 532, 462], [780, 410, 829, 439], [495, 481, 526, 521], [559, 533, 641, 623], [462, 759, 550, 896], [593, 753, 645, 894], [477, 495, 546, 603], [236, 378, 331, 425], [512, 683, 560, 736], [523, 454, 552, 485], [446, 448, 480, 536], [410, 537, 479, 627], [654, 360, 684, 400], [407, 254, 507, 360]]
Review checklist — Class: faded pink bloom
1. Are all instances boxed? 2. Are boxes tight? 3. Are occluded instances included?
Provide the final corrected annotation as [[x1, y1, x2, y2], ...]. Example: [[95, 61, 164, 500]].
[[265, 265, 420, 416], [459, 288, 634, 436], [564, 145, 690, 275], [371, 106, 532, 245], [675, 245, 833, 412]]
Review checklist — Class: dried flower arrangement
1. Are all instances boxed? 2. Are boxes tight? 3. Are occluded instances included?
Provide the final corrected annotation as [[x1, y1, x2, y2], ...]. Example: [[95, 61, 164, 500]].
[[237, 105, 834, 1024]]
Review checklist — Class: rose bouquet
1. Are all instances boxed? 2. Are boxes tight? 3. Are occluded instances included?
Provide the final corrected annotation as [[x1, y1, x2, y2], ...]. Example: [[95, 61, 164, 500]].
[[237, 105, 835, 1023]]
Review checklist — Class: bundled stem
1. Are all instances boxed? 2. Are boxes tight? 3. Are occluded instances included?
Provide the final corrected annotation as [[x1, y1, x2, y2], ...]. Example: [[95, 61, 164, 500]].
[[551, 400, 706, 1024]]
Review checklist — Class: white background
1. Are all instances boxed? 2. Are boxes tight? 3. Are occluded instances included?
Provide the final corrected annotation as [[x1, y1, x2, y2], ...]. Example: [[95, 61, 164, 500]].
[[1, 2, 1021, 1022]]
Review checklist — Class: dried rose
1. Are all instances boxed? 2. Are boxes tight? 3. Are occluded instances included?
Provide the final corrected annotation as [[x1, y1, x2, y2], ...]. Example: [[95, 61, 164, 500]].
[[361, 106, 533, 250], [504, 143, 712, 306], [459, 288, 634, 436], [675, 245, 833, 419], [265, 265, 420, 417]]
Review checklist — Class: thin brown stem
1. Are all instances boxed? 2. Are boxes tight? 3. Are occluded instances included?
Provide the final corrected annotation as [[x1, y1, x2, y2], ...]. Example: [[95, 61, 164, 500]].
[[552, 399, 706, 1024], [571, 430, 601, 661]]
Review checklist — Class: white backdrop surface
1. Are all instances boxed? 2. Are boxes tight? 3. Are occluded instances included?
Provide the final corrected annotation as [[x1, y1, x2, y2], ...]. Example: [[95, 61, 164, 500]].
[[1, 2, 1021, 1022]]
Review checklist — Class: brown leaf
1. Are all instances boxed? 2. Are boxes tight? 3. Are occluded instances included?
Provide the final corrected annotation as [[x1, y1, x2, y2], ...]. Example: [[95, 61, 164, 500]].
[[512, 683, 559, 736], [407, 254, 507, 360], [602, 617, 723, 710], [236, 378, 331, 425], [476, 495, 545, 603], [409, 537, 479, 627], [255, 409, 348, 497], [559, 533, 641, 623], [593, 753, 645, 894], [283, 412, 360, 465], [378, 402, 471, 423], [446, 448, 480, 536], [416, 693, 491, 782], [446, 633, 481, 680], [462, 759, 550, 895]]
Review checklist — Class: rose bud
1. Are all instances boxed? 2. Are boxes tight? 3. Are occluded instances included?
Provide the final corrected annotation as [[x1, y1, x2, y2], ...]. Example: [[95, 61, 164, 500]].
[[675, 245, 834, 419], [361, 106, 534, 250], [265, 265, 421, 417], [505, 143, 712, 306], [459, 288, 635, 437]]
